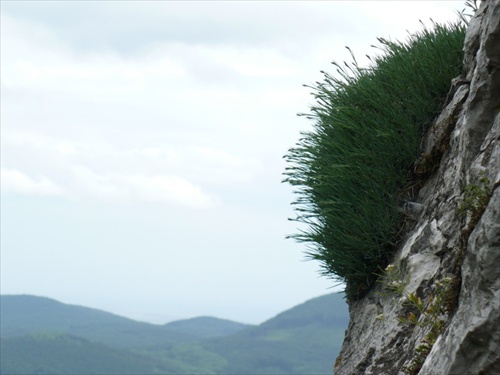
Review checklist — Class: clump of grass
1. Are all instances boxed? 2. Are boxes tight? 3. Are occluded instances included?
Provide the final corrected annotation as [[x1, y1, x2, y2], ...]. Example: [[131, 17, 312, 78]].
[[283, 21, 466, 299]]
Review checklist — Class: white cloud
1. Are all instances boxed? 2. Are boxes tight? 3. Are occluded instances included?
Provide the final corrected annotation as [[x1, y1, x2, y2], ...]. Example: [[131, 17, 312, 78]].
[[193, 146, 252, 167], [1, 157, 220, 209], [197, 46, 299, 78], [136, 147, 180, 166], [68, 166, 219, 208], [125, 174, 219, 208], [0, 2, 364, 55], [2, 131, 244, 207], [1, 168, 63, 196]]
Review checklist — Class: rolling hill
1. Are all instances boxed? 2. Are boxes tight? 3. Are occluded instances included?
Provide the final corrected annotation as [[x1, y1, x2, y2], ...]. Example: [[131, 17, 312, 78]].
[[0, 295, 246, 348], [0, 332, 223, 375], [0, 293, 349, 374], [163, 316, 253, 338], [201, 293, 348, 374], [0, 334, 174, 375]]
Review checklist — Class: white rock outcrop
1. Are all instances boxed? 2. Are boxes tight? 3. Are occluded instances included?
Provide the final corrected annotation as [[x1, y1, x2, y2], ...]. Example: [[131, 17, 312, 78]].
[[333, 1, 500, 374]]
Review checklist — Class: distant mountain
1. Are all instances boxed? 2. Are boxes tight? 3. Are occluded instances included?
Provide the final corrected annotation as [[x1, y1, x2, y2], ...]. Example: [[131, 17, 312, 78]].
[[200, 293, 349, 374], [0, 293, 349, 374], [0, 295, 198, 349], [163, 316, 253, 338]]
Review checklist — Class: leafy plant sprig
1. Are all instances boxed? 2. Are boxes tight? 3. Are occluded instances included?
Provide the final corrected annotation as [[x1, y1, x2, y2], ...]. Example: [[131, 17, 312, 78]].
[[399, 277, 455, 374], [458, 175, 491, 217]]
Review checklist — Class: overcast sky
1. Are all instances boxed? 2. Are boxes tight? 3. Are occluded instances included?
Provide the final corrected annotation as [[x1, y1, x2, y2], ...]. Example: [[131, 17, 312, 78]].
[[1, 1, 466, 325]]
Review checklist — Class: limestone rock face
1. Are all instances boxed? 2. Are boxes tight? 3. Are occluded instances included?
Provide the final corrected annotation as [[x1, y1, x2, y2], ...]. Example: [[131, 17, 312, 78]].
[[333, 2, 500, 374]]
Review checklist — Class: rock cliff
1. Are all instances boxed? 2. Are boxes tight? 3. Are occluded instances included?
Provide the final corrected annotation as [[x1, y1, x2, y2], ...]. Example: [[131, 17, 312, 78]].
[[333, 1, 500, 374]]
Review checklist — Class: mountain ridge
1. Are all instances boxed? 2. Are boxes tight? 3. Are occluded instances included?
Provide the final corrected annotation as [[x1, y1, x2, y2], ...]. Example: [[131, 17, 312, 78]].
[[1, 292, 349, 374], [1, 294, 200, 348]]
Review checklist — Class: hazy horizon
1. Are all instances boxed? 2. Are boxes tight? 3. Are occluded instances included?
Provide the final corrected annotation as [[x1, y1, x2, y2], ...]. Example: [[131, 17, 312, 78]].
[[1, 292, 344, 326], [1, 1, 465, 325]]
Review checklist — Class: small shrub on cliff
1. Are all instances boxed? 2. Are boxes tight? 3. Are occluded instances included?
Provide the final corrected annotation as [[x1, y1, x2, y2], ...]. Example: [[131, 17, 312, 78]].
[[283, 21, 466, 299], [458, 175, 491, 217]]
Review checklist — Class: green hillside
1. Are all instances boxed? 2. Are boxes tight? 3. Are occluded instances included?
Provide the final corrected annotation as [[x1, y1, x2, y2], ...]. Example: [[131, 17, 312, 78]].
[[201, 293, 348, 374], [163, 316, 253, 338], [0, 334, 195, 375], [0, 293, 349, 374], [1, 295, 198, 349]]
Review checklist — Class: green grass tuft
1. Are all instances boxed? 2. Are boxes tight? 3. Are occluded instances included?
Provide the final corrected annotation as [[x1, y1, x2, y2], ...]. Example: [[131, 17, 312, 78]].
[[283, 20, 466, 299]]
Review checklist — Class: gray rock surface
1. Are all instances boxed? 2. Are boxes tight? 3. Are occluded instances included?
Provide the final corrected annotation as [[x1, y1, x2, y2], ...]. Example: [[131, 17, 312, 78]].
[[333, 1, 500, 374]]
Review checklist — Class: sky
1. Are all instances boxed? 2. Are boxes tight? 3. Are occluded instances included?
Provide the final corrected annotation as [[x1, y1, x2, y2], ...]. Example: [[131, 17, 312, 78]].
[[1, 1, 466, 325]]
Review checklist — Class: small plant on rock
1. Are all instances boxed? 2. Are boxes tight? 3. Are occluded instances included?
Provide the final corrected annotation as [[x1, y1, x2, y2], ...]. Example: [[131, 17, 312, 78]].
[[379, 263, 409, 296], [458, 175, 491, 218], [399, 277, 455, 375]]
